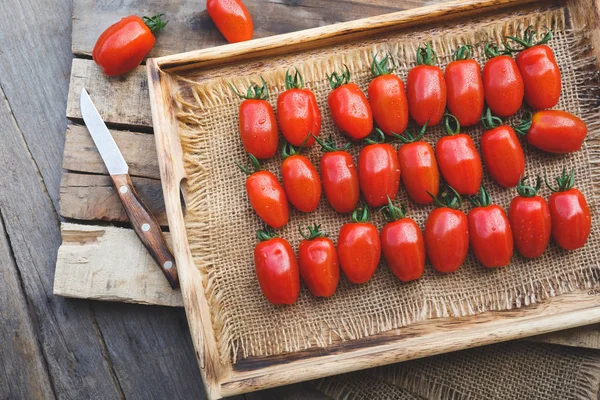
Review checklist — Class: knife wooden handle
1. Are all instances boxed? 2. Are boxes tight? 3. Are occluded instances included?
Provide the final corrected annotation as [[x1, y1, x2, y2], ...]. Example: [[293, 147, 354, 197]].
[[111, 174, 179, 289]]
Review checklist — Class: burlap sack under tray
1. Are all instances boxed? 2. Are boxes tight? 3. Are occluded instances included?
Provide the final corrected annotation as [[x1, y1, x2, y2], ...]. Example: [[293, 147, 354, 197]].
[[173, 6, 600, 363]]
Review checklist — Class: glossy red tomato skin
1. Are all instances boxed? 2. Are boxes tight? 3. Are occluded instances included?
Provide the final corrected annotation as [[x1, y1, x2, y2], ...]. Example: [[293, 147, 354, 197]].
[[468, 205, 514, 268], [337, 223, 381, 284], [509, 195, 551, 258], [239, 100, 278, 159], [435, 134, 482, 196], [381, 219, 425, 282], [516, 45, 561, 110], [358, 144, 401, 207], [277, 89, 321, 147], [425, 208, 469, 272], [93, 16, 156, 76], [206, 0, 254, 43], [445, 59, 484, 127], [398, 142, 439, 204], [246, 171, 289, 229], [526, 110, 587, 154], [481, 126, 525, 188], [368, 75, 409, 136], [254, 238, 299, 305], [406, 65, 447, 126], [298, 237, 339, 297], [320, 151, 360, 213], [281, 155, 321, 213], [483, 55, 524, 117], [548, 188, 591, 250], [328, 83, 373, 140]]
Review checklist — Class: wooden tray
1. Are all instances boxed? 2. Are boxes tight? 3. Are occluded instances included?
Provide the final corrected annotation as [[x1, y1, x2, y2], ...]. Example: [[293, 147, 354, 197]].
[[147, 0, 600, 398]]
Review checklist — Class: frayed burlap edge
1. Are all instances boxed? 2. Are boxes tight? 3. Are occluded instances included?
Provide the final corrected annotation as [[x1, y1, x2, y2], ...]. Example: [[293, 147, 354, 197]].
[[174, 8, 600, 364]]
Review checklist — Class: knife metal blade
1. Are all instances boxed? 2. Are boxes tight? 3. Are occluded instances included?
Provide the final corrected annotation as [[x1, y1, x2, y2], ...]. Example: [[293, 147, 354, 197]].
[[80, 88, 128, 176], [79, 88, 179, 289]]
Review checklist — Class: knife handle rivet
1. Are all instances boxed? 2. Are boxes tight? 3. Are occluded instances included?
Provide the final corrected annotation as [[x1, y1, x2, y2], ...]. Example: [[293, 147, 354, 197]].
[[164, 261, 173, 270], [142, 223, 151, 232], [119, 186, 129, 194]]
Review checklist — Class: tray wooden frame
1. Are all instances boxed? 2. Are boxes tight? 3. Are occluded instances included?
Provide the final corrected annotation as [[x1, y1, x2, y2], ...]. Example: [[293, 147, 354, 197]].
[[147, 0, 600, 397]]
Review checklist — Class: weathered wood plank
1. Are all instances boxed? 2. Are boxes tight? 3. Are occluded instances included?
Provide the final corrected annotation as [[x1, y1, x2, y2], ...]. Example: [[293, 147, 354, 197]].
[[0, 212, 55, 399], [0, 72, 123, 399], [60, 171, 167, 225], [54, 223, 181, 307], [64, 124, 160, 179], [72, 0, 426, 58], [529, 324, 600, 349], [67, 59, 152, 129], [0, 0, 73, 208]]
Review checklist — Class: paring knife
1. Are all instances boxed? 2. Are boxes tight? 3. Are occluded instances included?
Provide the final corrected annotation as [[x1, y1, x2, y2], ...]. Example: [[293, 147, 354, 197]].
[[80, 88, 179, 289]]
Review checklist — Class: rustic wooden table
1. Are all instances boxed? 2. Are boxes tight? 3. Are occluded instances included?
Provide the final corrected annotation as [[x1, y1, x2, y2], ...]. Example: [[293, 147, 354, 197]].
[[2, 0, 599, 399]]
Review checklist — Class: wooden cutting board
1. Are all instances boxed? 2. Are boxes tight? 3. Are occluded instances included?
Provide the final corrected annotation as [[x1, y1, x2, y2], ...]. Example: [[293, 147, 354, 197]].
[[54, 0, 600, 350]]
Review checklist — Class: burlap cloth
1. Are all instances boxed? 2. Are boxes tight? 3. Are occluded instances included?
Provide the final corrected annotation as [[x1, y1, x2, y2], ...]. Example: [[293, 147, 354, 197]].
[[174, 4, 600, 364], [312, 342, 600, 400]]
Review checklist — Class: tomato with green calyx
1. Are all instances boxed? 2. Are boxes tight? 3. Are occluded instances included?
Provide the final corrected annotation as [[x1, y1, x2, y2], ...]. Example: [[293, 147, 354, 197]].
[[254, 228, 299, 305], [514, 110, 587, 154], [482, 42, 524, 117], [509, 176, 551, 259], [232, 78, 278, 159], [505, 26, 561, 110], [425, 186, 469, 273], [298, 224, 339, 297], [277, 67, 322, 147], [436, 114, 482, 196], [337, 205, 381, 284], [445, 45, 484, 127], [327, 65, 373, 140], [468, 186, 514, 268], [380, 198, 425, 282], [480, 108, 525, 188], [545, 168, 591, 250], [395, 122, 439, 204], [281, 142, 321, 213], [238, 154, 289, 229], [406, 43, 447, 126], [314, 136, 360, 213], [358, 129, 401, 207], [368, 54, 409, 136]]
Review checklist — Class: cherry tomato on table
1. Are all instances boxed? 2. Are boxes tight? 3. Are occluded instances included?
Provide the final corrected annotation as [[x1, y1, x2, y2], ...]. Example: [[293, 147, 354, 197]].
[[315, 136, 360, 213], [207, 0, 253, 43], [468, 186, 514, 268], [436, 114, 482, 196], [509, 177, 551, 259], [546, 169, 591, 250], [327, 65, 373, 140], [298, 224, 339, 297], [505, 26, 561, 110], [380, 199, 425, 282], [232, 78, 279, 159], [281, 143, 321, 213], [480, 108, 525, 188], [277, 68, 322, 147], [358, 130, 401, 207], [238, 155, 289, 229], [482, 42, 524, 117], [368, 54, 409, 136], [425, 186, 469, 273], [514, 110, 587, 154], [406, 43, 447, 126], [337, 205, 381, 284], [93, 14, 167, 76], [396, 123, 439, 204], [254, 228, 299, 305], [445, 45, 484, 127]]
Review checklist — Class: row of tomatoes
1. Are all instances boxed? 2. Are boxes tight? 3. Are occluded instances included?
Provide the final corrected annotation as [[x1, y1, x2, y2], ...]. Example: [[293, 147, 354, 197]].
[[237, 26, 567, 163], [255, 171, 592, 305]]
